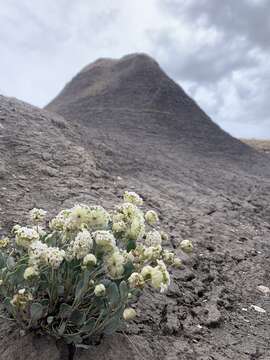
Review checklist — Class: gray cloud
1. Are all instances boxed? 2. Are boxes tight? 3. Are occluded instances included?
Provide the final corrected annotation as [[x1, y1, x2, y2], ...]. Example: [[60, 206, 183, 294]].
[[149, 29, 258, 83], [153, 0, 270, 138]]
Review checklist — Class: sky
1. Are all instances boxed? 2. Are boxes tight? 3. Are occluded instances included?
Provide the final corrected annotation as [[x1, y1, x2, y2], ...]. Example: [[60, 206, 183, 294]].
[[0, 0, 269, 139]]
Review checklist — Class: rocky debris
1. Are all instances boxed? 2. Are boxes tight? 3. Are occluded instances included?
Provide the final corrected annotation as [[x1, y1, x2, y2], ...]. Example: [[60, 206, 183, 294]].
[[74, 334, 154, 360], [257, 285, 270, 295], [0, 320, 68, 360], [0, 95, 106, 231], [204, 303, 222, 327], [1, 54, 270, 359], [250, 305, 267, 314]]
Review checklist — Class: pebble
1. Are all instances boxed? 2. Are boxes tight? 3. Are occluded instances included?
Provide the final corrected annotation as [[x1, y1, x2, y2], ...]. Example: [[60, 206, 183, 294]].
[[257, 285, 270, 295], [205, 304, 222, 327], [250, 305, 266, 314]]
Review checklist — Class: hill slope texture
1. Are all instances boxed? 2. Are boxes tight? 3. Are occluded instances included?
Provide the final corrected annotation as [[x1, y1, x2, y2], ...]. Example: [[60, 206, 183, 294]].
[[0, 54, 270, 359]]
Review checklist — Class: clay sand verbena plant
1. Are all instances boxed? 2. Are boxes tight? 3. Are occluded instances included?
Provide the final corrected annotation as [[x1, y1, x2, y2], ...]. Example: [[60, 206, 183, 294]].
[[0, 191, 193, 348]]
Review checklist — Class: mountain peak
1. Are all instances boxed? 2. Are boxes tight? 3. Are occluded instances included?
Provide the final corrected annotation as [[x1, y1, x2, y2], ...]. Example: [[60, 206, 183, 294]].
[[46, 52, 191, 113], [80, 53, 159, 74], [45, 53, 255, 172]]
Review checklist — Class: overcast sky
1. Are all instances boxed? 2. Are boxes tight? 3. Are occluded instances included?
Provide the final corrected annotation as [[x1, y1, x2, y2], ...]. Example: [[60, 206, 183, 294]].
[[0, 0, 269, 138]]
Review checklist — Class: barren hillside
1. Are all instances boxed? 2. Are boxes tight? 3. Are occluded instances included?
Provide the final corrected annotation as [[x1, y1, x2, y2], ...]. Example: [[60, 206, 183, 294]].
[[241, 138, 270, 154], [1, 54, 270, 359]]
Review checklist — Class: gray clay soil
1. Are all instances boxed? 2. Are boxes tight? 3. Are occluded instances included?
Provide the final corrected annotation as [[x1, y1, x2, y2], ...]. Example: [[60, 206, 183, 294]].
[[0, 54, 270, 359]]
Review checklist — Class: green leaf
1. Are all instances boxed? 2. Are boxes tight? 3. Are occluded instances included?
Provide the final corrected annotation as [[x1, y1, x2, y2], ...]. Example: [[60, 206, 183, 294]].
[[6, 257, 15, 270], [70, 309, 85, 326], [103, 312, 122, 335], [0, 252, 6, 268], [9, 264, 26, 286], [59, 303, 73, 319], [123, 261, 134, 279], [58, 322, 66, 336], [3, 297, 13, 314], [119, 280, 129, 301], [57, 285, 65, 296], [81, 318, 96, 333], [75, 279, 84, 300], [30, 302, 43, 322], [76, 344, 89, 349], [40, 298, 49, 307], [106, 282, 120, 308], [126, 239, 136, 252], [63, 334, 82, 345]]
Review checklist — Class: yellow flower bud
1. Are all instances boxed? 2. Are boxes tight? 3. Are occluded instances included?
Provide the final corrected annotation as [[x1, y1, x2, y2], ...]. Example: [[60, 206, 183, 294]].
[[24, 266, 39, 280], [180, 239, 193, 254], [123, 308, 136, 321], [94, 284, 106, 297], [145, 210, 159, 225], [83, 254, 97, 267], [173, 257, 182, 268]]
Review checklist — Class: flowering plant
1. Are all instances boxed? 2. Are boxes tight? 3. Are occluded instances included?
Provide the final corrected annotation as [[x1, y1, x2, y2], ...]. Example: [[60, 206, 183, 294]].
[[0, 192, 192, 347]]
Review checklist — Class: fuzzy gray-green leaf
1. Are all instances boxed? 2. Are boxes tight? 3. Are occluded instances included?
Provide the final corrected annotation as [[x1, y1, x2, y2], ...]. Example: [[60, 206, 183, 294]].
[[30, 302, 43, 322]]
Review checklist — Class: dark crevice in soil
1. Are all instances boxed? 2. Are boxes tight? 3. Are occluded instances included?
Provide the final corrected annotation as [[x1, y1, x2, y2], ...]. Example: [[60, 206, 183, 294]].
[[68, 344, 76, 360]]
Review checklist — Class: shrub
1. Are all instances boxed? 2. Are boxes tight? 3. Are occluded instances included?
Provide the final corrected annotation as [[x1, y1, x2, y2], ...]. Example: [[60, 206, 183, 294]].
[[0, 191, 192, 347]]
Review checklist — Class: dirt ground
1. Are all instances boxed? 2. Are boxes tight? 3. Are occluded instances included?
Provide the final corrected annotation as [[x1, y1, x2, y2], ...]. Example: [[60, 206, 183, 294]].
[[0, 54, 270, 359], [241, 139, 270, 154]]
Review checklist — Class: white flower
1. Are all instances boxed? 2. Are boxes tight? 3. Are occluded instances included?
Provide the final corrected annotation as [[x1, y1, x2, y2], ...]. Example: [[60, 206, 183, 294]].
[[145, 230, 162, 247], [72, 229, 93, 259], [83, 254, 97, 267], [160, 231, 169, 242], [128, 272, 144, 289], [122, 250, 135, 263], [44, 247, 65, 269], [0, 280, 3, 285], [112, 220, 126, 234], [162, 250, 175, 265], [49, 209, 71, 231], [29, 208, 47, 223], [36, 226, 47, 237], [143, 245, 162, 261], [180, 239, 193, 254], [94, 284, 106, 297], [93, 230, 116, 252], [64, 204, 90, 231], [114, 203, 145, 241], [29, 241, 65, 269], [29, 240, 49, 266], [87, 205, 110, 230], [123, 191, 143, 206], [151, 260, 170, 293], [24, 266, 39, 280], [141, 265, 153, 280], [151, 267, 163, 290], [145, 210, 159, 225], [123, 308, 136, 320], [10, 289, 33, 308], [0, 237, 9, 248], [173, 258, 182, 268], [127, 214, 145, 241], [15, 227, 39, 248], [106, 251, 125, 279]]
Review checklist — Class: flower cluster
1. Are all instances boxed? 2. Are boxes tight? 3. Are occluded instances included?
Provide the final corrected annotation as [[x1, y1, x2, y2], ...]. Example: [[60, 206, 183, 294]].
[[0, 191, 193, 347], [14, 226, 39, 248]]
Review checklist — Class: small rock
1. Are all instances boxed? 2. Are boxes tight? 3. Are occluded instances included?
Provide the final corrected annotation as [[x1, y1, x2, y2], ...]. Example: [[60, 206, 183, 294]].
[[250, 305, 266, 313], [204, 304, 222, 327], [257, 285, 270, 295]]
